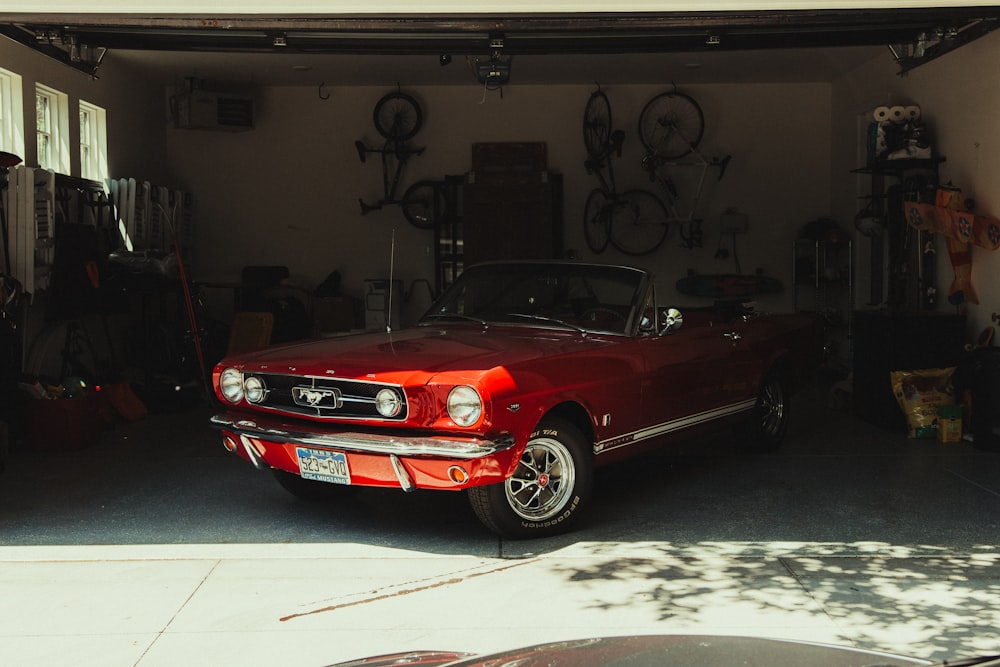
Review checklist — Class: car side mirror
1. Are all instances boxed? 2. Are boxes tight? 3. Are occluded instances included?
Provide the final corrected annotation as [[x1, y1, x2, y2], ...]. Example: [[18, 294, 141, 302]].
[[660, 308, 683, 336]]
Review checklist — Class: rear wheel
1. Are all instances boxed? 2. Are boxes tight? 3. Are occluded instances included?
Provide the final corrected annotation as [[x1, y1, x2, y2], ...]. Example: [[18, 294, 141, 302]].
[[272, 468, 357, 501], [740, 370, 790, 453], [638, 91, 704, 159], [468, 417, 592, 539]]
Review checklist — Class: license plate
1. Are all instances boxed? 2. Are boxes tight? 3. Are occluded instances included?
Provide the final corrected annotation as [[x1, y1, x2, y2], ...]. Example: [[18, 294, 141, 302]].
[[295, 447, 351, 485]]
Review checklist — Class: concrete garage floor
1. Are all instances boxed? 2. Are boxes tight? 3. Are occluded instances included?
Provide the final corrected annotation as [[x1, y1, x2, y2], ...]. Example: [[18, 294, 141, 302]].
[[0, 386, 998, 667]]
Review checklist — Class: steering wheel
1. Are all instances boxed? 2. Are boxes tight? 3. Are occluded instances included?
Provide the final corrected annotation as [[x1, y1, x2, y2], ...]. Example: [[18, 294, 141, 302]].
[[581, 306, 627, 325]]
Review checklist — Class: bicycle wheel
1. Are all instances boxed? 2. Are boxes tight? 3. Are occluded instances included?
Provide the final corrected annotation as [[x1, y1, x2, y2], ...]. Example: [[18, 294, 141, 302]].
[[583, 89, 612, 159], [638, 91, 704, 159], [401, 179, 444, 230], [609, 189, 670, 256], [373, 91, 423, 141], [583, 188, 612, 254]]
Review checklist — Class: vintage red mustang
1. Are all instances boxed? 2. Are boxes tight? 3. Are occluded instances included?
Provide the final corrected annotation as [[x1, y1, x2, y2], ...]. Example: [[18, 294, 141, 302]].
[[211, 261, 824, 538]]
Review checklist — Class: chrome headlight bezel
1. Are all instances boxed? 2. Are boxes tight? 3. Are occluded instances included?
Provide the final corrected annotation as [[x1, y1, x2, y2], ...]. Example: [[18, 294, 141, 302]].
[[244, 375, 267, 404], [374, 387, 403, 418], [447, 385, 483, 428], [219, 367, 244, 404]]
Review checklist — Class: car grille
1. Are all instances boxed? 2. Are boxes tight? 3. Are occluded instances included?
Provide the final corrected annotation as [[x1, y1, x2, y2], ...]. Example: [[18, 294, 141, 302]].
[[245, 373, 408, 420]]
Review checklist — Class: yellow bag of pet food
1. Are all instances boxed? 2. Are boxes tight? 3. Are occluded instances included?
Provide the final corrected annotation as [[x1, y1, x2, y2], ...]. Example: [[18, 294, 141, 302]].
[[891, 367, 956, 439]]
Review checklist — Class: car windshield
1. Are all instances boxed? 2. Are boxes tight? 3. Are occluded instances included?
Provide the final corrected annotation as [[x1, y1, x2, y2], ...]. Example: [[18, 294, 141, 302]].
[[420, 262, 647, 335]]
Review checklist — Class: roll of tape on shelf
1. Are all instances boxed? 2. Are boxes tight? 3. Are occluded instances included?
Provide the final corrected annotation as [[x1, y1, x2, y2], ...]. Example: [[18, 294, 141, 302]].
[[873, 106, 890, 122], [904, 105, 921, 121], [889, 106, 906, 123]]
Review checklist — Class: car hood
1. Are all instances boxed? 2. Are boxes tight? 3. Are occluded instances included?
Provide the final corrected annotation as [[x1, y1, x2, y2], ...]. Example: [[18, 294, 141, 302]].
[[324, 635, 929, 667], [222, 325, 610, 380]]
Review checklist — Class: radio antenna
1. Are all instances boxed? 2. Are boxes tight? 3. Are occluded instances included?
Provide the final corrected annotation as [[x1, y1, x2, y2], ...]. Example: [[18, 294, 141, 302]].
[[386, 228, 395, 333]]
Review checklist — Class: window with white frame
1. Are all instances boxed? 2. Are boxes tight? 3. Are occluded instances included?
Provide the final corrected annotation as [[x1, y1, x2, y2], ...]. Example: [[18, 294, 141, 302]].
[[79, 100, 107, 181], [0, 67, 25, 159], [35, 84, 70, 174]]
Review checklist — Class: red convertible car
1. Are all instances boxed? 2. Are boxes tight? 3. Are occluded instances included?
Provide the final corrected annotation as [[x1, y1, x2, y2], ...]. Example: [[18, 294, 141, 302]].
[[211, 261, 824, 538]]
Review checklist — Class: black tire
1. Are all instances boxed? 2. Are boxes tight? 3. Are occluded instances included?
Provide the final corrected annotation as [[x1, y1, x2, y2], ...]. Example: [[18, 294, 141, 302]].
[[609, 189, 671, 256], [373, 91, 423, 141], [402, 180, 444, 230], [583, 188, 611, 254], [271, 468, 357, 501], [740, 370, 790, 453], [468, 417, 593, 539], [638, 91, 704, 159], [583, 89, 612, 159]]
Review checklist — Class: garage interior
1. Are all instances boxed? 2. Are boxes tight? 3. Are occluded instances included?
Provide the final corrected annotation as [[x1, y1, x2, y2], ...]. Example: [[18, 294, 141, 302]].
[[2, 7, 1000, 666], [1, 5, 1000, 463]]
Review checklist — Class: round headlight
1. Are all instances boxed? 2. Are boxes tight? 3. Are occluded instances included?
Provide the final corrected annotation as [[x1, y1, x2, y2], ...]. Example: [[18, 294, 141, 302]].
[[219, 367, 244, 403], [374, 388, 403, 418], [244, 375, 266, 404], [447, 386, 482, 427]]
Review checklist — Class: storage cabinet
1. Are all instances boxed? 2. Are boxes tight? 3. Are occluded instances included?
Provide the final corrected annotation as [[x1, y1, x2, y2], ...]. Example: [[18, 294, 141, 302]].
[[434, 143, 563, 294]]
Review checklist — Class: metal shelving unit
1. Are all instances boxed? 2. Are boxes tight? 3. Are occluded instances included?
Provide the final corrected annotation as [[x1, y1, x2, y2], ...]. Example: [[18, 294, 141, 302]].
[[793, 237, 853, 369]]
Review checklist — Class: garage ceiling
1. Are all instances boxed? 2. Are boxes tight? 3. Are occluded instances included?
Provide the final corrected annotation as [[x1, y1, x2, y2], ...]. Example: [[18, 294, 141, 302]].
[[2, 7, 999, 85]]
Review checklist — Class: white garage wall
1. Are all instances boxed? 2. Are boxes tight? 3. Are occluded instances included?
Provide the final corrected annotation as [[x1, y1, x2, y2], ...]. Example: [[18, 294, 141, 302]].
[[167, 80, 832, 322], [831, 27, 1000, 338], [0, 37, 168, 183]]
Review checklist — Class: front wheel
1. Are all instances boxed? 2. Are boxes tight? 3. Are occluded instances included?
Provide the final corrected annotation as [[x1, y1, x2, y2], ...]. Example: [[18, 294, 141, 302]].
[[402, 180, 445, 230], [608, 189, 670, 256], [373, 91, 423, 141], [468, 417, 593, 539]]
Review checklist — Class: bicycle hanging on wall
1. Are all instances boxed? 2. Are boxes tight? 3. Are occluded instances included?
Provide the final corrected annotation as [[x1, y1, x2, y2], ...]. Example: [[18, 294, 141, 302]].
[[581, 85, 670, 256], [637, 86, 731, 251], [355, 89, 444, 230]]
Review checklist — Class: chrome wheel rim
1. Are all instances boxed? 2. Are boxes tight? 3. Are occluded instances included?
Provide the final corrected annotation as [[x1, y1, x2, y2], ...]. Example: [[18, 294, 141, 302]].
[[505, 437, 576, 521], [759, 377, 785, 437]]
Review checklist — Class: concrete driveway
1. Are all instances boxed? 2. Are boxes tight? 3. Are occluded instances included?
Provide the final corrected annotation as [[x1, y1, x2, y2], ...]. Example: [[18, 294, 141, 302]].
[[1, 389, 998, 667]]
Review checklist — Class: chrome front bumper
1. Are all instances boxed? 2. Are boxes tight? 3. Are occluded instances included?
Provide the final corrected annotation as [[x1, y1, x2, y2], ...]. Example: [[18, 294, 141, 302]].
[[210, 413, 516, 459]]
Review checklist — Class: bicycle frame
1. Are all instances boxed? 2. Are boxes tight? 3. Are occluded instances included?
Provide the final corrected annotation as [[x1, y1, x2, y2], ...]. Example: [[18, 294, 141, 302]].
[[642, 144, 730, 248], [356, 138, 425, 214]]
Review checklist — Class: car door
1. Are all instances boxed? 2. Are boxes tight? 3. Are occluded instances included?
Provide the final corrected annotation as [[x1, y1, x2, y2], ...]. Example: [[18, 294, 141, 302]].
[[637, 308, 760, 440]]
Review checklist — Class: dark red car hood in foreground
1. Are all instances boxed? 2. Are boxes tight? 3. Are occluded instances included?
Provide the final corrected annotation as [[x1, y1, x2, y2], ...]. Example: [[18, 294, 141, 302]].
[[224, 325, 610, 378], [325, 635, 933, 667]]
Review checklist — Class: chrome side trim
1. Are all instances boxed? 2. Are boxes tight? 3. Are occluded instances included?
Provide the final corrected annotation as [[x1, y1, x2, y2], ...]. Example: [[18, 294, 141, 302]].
[[594, 399, 757, 454], [211, 413, 515, 459]]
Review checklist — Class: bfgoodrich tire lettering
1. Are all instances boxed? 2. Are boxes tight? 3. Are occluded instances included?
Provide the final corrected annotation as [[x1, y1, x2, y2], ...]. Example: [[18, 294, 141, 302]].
[[468, 417, 593, 539]]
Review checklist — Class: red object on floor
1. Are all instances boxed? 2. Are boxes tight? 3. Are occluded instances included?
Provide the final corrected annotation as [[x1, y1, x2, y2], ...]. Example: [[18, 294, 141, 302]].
[[28, 393, 104, 451]]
